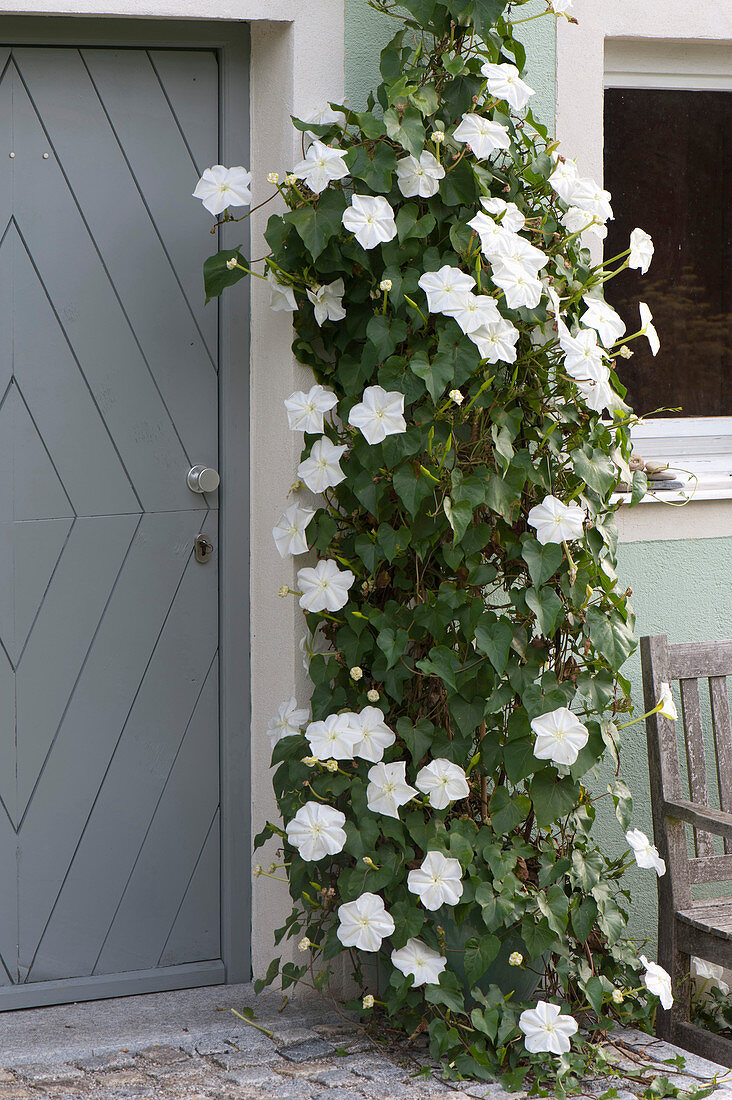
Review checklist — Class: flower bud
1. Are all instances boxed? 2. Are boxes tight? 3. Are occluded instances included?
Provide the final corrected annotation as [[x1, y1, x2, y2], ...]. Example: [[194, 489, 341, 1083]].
[[301, 756, 318, 767], [278, 585, 290, 598], [298, 937, 311, 952], [325, 759, 339, 773], [267, 171, 280, 184], [612, 988, 624, 1004], [432, 129, 445, 143], [367, 689, 380, 703], [508, 951, 523, 967], [619, 345, 634, 359], [379, 279, 392, 292], [285, 173, 297, 186], [362, 994, 375, 1009], [226, 257, 238, 271], [350, 666, 363, 681], [449, 389, 464, 405]]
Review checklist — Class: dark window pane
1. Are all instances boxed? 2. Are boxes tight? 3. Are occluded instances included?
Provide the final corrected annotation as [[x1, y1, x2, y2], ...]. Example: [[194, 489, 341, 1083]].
[[604, 89, 731, 417]]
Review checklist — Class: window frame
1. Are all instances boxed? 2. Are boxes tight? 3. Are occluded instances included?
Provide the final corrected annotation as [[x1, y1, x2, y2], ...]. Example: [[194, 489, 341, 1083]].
[[556, 6, 732, 492]]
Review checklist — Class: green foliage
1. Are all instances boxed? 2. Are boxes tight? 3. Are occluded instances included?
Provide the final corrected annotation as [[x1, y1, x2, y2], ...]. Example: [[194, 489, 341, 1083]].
[[204, 0, 666, 1088]]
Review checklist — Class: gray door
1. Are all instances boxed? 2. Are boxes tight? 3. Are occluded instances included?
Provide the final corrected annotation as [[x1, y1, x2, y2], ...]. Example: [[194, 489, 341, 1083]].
[[0, 43, 224, 1005]]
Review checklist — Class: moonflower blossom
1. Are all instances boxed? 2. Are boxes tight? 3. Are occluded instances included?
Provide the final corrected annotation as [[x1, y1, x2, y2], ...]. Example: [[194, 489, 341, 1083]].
[[353, 707, 396, 763], [306, 712, 362, 760], [657, 682, 678, 721], [415, 759, 470, 809], [629, 228, 654, 274], [292, 140, 349, 193], [575, 361, 617, 414], [391, 938, 446, 986], [307, 279, 346, 326], [337, 892, 395, 952], [267, 697, 309, 746], [481, 62, 534, 111], [284, 384, 338, 434], [640, 955, 673, 1009], [272, 503, 316, 557], [297, 437, 347, 493], [297, 559, 355, 613], [481, 197, 525, 232], [300, 624, 332, 671], [552, 0, 574, 12], [692, 958, 729, 1002], [348, 386, 406, 444], [548, 158, 580, 205], [519, 1002, 578, 1055], [527, 495, 585, 545], [192, 165, 252, 215], [470, 317, 520, 363], [467, 211, 506, 254], [301, 103, 347, 139], [558, 320, 607, 378], [285, 801, 347, 862], [639, 302, 660, 356], [491, 258, 543, 310], [418, 265, 476, 315], [452, 113, 510, 158], [450, 292, 502, 335], [561, 205, 607, 242], [570, 177, 613, 223], [530, 707, 589, 766], [342, 194, 397, 250], [408, 851, 464, 910], [366, 761, 418, 820], [581, 296, 626, 348], [396, 151, 445, 198], [267, 270, 297, 312], [625, 828, 666, 877], [485, 233, 548, 276]]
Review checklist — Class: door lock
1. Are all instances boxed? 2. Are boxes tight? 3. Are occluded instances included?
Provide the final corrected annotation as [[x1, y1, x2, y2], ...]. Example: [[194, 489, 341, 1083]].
[[194, 534, 214, 563]]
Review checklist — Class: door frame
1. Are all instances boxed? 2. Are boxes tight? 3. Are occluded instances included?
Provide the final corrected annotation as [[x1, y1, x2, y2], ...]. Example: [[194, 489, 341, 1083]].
[[0, 17, 251, 1007]]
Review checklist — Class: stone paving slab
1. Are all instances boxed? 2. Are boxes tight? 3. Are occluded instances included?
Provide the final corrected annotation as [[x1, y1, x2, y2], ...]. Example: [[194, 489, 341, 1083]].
[[0, 984, 729, 1099]]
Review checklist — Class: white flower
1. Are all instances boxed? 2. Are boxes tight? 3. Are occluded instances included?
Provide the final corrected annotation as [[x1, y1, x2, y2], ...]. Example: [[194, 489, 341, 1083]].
[[452, 113, 510, 159], [640, 955, 673, 1010], [485, 233, 548, 276], [552, 0, 574, 13], [612, 988, 624, 1004], [530, 707, 589, 766], [298, 937, 310, 951], [348, 386, 406, 444], [380, 278, 393, 292], [519, 1002, 578, 1055], [575, 361, 618, 415], [396, 151, 445, 198], [362, 994, 375, 1009], [418, 265, 476, 315], [509, 951, 524, 967], [561, 206, 607, 242], [342, 194, 397, 250], [267, 270, 297, 312], [337, 892, 395, 952], [629, 228, 654, 275], [692, 958, 730, 1003], [481, 62, 534, 111], [558, 320, 607, 378], [467, 211, 505, 254], [451, 292, 501, 335], [527, 495, 585, 545], [366, 761, 418, 820], [285, 801, 347, 862], [300, 624, 332, 671], [391, 938, 446, 987], [548, 158, 580, 205], [415, 759, 470, 810], [432, 128, 445, 144], [306, 713, 362, 760], [267, 172, 280, 185], [284, 384, 338, 434], [307, 279, 346, 326], [581, 296, 626, 348], [367, 689, 380, 703], [570, 177, 613, 223], [407, 851, 464, 911], [469, 317, 520, 364], [491, 258, 543, 310], [292, 140, 349, 194], [192, 165, 252, 215], [267, 696, 309, 747], [639, 302, 660, 356], [301, 103, 347, 139], [625, 828, 666, 877], [297, 559, 355, 613], [226, 257, 238, 271], [297, 437, 348, 494], [449, 389, 464, 405], [657, 682, 678, 721], [480, 197, 525, 233], [353, 707, 396, 763], [272, 503, 316, 557]]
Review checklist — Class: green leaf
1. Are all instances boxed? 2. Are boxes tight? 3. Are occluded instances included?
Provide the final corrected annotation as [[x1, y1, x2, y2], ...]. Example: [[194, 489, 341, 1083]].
[[572, 896, 598, 944], [631, 469, 648, 504], [393, 463, 434, 516], [489, 786, 531, 833], [377, 626, 409, 670], [367, 315, 408, 359], [521, 915, 555, 957], [377, 523, 410, 562], [203, 247, 248, 303], [503, 736, 536, 783], [439, 157, 478, 206], [425, 969, 465, 1013], [529, 771, 579, 827], [474, 617, 513, 674], [347, 143, 397, 194], [410, 349, 454, 403], [586, 606, 636, 669], [521, 539, 563, 588], [284, 188, 346, 261], [525, 587, 564, 637], [353, 110, 387, 139], [409, 83, 439, 116], [484, 465, 526, 520], [464, 934, 500, 987], [396, 203, 436, 243], [570, 444, 618, 498], [608, 778, 633, 831], [584, 975, 606, 1016], [443, 496, 473, 544], [253, 955, 281, 994], [384, 105, 425, 157], [397, 717, 435, 763], [416, 646, 460, 693]]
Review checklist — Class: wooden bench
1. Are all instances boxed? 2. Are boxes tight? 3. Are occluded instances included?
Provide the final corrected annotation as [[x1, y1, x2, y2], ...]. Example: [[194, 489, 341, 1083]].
[[641, 634, 732, 1065]]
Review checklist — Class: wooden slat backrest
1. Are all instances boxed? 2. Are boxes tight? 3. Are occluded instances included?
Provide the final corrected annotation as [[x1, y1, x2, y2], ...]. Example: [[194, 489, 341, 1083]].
[[666, 641, 732, 680], [710, 677, 732, 854], [679, 678, 714, 857]]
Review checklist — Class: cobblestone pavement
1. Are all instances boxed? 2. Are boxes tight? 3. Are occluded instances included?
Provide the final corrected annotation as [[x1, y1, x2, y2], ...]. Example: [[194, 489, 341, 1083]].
[[0, 984, 730, 1100]]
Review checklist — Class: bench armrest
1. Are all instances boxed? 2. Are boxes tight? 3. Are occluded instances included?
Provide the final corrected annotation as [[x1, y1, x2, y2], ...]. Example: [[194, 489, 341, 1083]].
[[663, 799, 732, 840]]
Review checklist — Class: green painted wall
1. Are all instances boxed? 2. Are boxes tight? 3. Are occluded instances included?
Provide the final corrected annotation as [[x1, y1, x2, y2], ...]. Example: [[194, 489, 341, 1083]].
[[344, 0, 557, 130]]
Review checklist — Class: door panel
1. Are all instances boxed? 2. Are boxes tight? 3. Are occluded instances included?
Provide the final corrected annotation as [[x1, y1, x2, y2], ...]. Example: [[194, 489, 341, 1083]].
[[0, 44, 222, 1000]]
